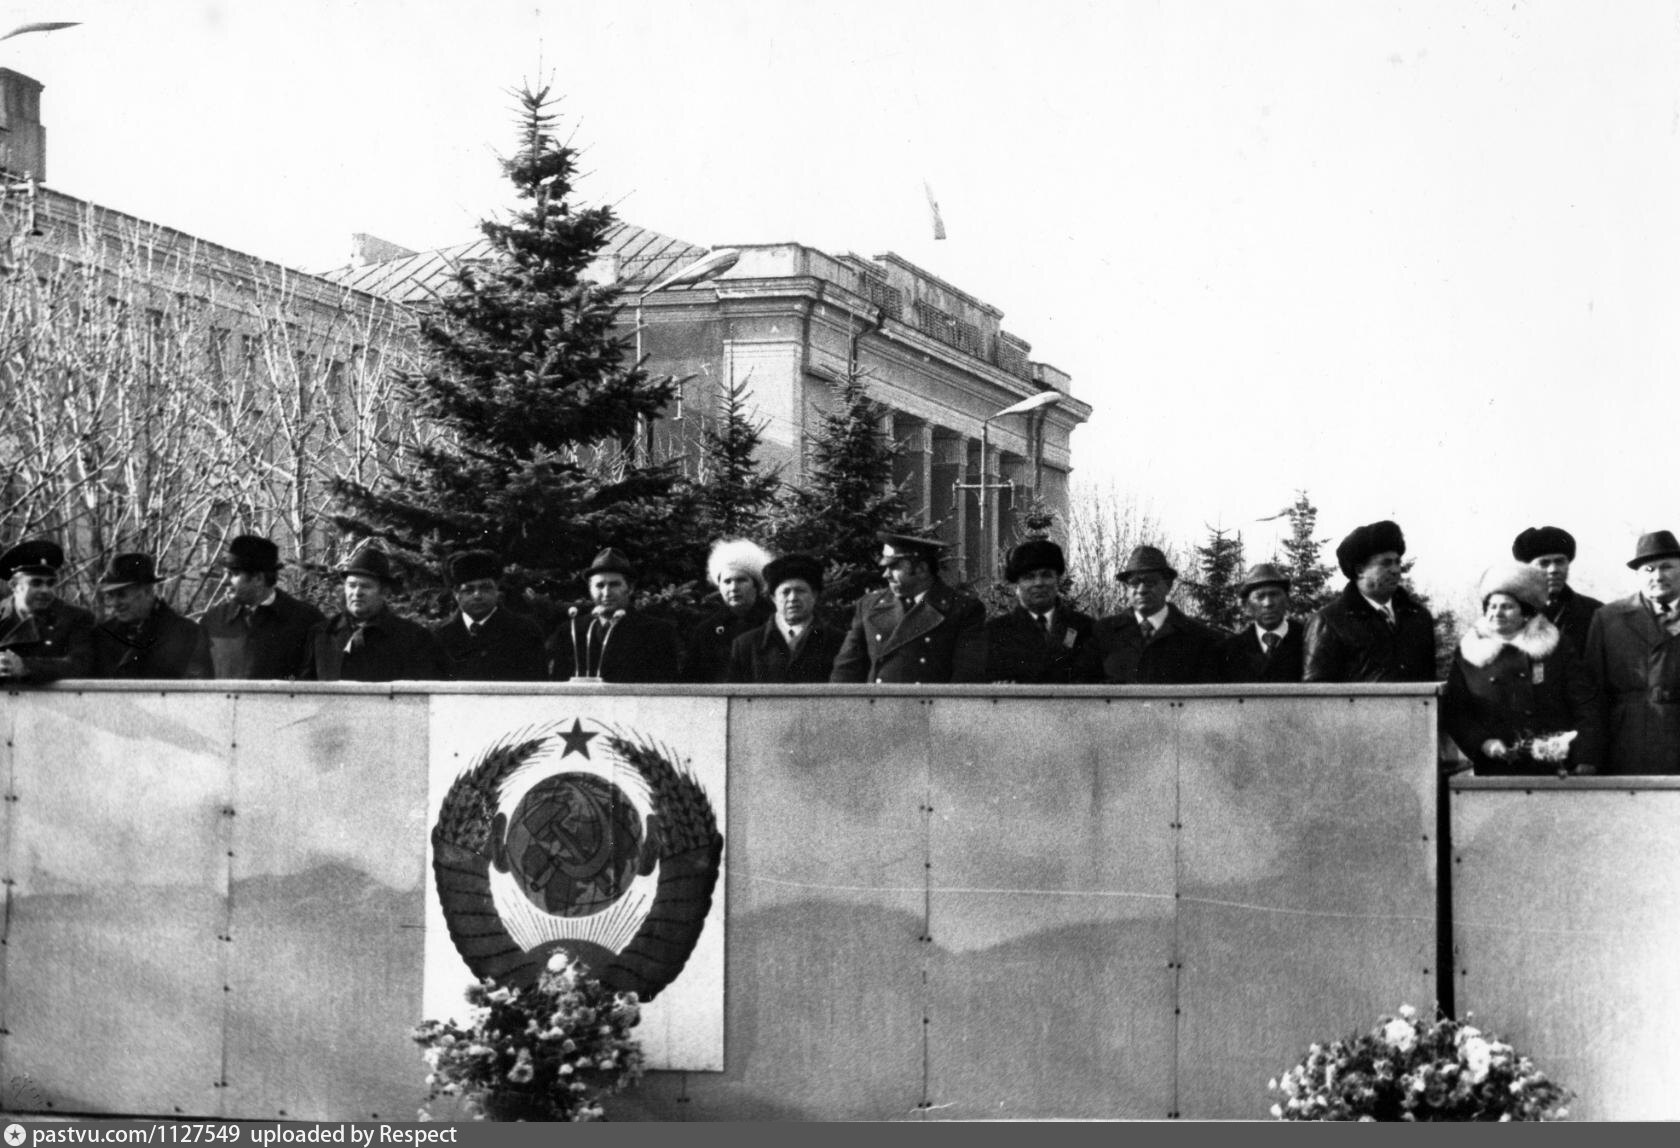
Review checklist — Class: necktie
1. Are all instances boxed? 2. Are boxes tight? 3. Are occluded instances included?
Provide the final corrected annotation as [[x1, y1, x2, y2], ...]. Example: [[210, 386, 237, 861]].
[[1262, 631, 1280, 653], [468, 620, 483, 639], [1138, 618, 1155, 643], [1384, 610, 1397, 632]]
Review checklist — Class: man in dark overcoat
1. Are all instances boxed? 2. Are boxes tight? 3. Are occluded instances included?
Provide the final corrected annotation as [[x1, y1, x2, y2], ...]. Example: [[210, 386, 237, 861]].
[[1580, 530, 1680, 775], [1512, 525, 1603, 660], [431, 550, 547, 682], [1092, 546, 1222, 684], [548, 548, 682, 683], [1303, 520, 1436, 683], [91, 554, 214, 679], [830, 533, 986, 684], [726, 554, 844, 684], [299, 544, 452, 683], [984, 538, 1102, 684], [0, 539, 96, 683], [1219, 563, 1305, 683], [198, 534, 324, 680]]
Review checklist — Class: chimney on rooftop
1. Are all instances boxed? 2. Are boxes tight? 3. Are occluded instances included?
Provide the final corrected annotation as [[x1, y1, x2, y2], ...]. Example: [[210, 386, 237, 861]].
[[0, 69, 47, 182], [350, 233, 418, 268]]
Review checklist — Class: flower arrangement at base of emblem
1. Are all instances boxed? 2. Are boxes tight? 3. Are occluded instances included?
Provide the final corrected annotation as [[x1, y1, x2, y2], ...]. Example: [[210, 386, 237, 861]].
[[414, 952, 644, 1122], [1268, 1004, 1571, 1121]]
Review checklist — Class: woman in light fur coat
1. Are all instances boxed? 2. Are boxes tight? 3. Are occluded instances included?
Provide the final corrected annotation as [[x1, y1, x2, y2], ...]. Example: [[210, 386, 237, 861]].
[[1444, 562, 1601, 776]]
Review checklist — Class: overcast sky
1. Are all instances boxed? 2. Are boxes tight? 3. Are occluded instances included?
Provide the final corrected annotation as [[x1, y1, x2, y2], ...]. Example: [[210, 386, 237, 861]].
[[12, 1, 1680, 612]]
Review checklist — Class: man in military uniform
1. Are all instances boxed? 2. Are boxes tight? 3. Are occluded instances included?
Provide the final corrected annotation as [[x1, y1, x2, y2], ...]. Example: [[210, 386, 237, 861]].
[[432, 549, 547, 681], [1303, 520, 1436, 683], [1512, 525, 1603, 660], [0, 538, 96, 683], [198, 534, 324, 680], [1219, 563, 1305, 683], [91, 553, 214, 679], [548, 548, 682, 683], [1093, 545, 1222, 684], [830, 532, 986, 684], [299, 544, 452, 682], [727, 553, 845, 684], [983, 538, 1102, 684]]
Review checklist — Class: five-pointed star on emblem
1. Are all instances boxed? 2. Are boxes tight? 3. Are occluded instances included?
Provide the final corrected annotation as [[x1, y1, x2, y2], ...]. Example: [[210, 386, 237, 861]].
[[559, 718, 597, 758]]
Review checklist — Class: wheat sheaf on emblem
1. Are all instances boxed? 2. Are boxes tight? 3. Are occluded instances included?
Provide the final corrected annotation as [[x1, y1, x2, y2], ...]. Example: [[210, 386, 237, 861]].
[[431, 717, 723, 1001]]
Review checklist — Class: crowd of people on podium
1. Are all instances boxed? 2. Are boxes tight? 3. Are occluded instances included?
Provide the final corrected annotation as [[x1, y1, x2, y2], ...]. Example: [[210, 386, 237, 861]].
[[5, 517, 1678, 777]]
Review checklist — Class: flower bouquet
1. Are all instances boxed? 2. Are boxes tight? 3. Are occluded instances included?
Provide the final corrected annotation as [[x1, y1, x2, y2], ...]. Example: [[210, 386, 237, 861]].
[[414, 952, 645, 1122], [1269, 1005, 1570, 1121]]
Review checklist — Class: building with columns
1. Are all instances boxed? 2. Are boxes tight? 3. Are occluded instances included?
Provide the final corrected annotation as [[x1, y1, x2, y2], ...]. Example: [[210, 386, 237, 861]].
[[330, 224, 1090, 584]]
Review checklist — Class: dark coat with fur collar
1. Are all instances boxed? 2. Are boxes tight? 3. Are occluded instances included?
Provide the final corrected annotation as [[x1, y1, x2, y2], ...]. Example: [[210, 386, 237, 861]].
[[1582, 594, 1680, 775], [830, 580, 987, 684], [1444, 615, 1601, 774], [1303, 582, 1436, 684]]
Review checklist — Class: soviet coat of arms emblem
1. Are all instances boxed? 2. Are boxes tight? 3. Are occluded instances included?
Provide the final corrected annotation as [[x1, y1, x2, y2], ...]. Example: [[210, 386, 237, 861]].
[[431, 717, 723, 1000]]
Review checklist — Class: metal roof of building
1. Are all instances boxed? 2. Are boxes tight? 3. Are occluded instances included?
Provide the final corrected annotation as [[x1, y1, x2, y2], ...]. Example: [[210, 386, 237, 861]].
[[320, 220, 708, 305]]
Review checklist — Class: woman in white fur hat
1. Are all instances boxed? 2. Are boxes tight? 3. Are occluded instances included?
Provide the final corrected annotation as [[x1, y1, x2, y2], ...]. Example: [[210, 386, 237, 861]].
[[1444, 562, 1601, 775], [681, 538, 774, 683]]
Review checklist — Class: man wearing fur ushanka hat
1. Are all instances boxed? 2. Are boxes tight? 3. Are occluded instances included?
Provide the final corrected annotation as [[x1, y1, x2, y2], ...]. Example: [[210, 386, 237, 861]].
[[1443, 562, 1601, 776], [1303, 519, 1436, 683]]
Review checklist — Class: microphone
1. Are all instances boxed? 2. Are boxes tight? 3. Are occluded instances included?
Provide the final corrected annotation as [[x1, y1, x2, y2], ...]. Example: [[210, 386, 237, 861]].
[[567, 606, 584, 680], [591, 608, 627, 678]]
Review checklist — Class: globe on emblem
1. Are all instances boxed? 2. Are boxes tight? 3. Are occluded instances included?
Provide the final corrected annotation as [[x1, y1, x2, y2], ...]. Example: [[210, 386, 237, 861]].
[[503, 773, 644, 916]]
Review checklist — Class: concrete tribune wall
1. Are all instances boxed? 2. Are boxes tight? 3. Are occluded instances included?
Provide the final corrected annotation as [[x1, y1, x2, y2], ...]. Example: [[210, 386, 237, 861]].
[[2, 683, 1442, 1120]]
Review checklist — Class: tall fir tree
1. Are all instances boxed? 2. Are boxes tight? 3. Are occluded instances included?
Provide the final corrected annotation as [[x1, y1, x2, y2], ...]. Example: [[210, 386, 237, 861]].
[[690, 374, 781, 542], [1187, 525, 1246, 631], [771, 369, 916, 618], [1277, 489, 1337, 614], [332, 84, 680, 609]]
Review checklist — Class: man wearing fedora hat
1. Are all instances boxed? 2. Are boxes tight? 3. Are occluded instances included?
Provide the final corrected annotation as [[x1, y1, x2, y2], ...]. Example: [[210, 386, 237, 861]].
[[983, 538, 1102, 684], [1219, 563, 1306, 683], [1303, 520, 1436, 683], [0, 538, 97, 683], [90, 553, 213, 679], [831, 532, 986, 684], [1512, 525, 1603, 660], [726, 553, 845, 684], [299, 543, 451, 682], [431, 549, 547, 681], [548, 548, 682, 683], [1580, 530, 1680, 774], [198, 534, 325, 680], [1092, 545, 1222, 685]]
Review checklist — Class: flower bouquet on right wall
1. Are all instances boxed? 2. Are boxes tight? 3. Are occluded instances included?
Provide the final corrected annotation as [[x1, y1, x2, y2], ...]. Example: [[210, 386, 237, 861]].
[[1269, 1005, 1571, 1121]]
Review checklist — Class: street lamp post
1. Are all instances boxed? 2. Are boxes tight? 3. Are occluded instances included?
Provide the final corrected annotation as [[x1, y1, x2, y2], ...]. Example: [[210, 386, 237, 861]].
[[955, 390, 1062, 578], [633, 247, 741, 459]]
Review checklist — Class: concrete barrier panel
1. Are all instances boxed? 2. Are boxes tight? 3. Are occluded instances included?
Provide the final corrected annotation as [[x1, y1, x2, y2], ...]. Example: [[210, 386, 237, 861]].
[[1453, 781, 1680, 1121], [222, 692, 431, 1122], [1, 690, 231, 1116], [634, 694, 930, 1120], [1175, 693, 1439, 1119], [924, 696, 1177, 1120]]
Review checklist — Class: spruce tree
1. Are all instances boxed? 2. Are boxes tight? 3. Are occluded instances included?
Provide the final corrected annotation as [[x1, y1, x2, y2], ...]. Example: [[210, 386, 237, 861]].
[[1278, 490, 1337, 614], [332, 84, 680, 608], [691, 375, 781, 542], [771, 370, 916, 616], [1187, 525, 1246, 631]]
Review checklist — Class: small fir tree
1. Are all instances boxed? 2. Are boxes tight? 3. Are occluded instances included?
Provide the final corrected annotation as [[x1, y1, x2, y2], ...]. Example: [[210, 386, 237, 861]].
[[1187, 525, 1246, 631], [1277, 490, 1337, 614], [691, 374, 781, 542], [332, 84, 681, 610], [771, 370, 916, 617]]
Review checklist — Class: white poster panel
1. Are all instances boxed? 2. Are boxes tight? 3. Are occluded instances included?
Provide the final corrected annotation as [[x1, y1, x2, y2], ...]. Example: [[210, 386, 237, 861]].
[[424, 693, 727, 1070]]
